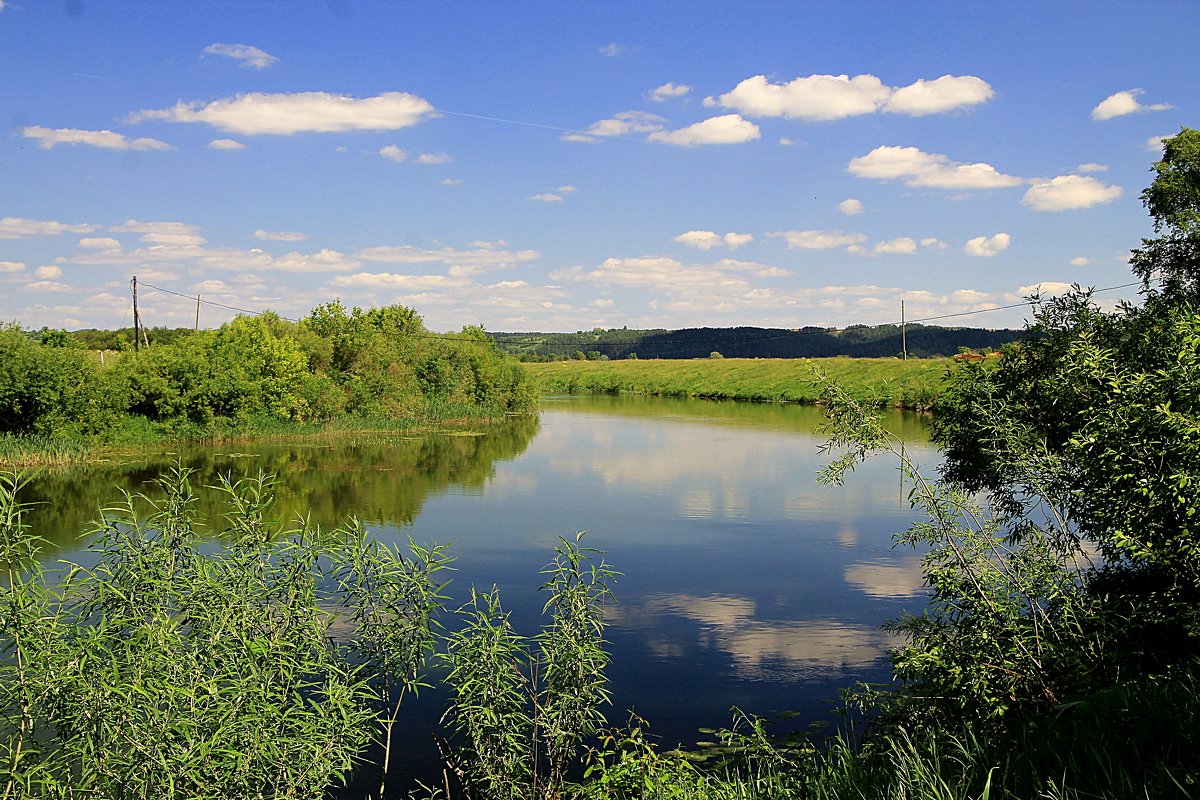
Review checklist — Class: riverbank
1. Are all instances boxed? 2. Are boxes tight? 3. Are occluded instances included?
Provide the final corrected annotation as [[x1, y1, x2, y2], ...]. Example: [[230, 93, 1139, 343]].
[[526, 357, 949, 410], [0, 400, 525, 467]]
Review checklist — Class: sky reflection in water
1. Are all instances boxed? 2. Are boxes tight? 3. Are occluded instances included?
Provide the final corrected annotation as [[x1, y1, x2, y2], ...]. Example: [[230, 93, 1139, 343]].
[[25, 394, 938, 785]]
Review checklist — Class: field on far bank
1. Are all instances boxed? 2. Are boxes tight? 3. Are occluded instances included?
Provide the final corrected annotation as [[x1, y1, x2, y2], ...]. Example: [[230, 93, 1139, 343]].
[[526, 356, 952, 410]]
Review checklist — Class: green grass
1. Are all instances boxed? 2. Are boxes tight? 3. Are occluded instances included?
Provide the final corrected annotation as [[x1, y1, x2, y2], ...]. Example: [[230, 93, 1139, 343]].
[[0, 400, 525, 467], [526, 357, 950, 410]]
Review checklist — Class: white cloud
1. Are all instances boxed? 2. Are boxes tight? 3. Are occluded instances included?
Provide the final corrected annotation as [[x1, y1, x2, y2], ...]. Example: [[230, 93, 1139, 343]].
[[555, 255, 784, 292], [779, 137, 795, 146], [874, 237, 917, 254], [207, 138, 246, 150], [440, 178, 463, 186], [964, 232, 1011, 257], [674, 230, 722, 250], [379, 145, 407, 163], [202, 43, 278, 69], [0, 261, 25, 273], [529, 192, 564, 203], [0, 217, 95, 239], [1021, 175, 1122, 211], [272, 249, 359, 273], [356, 244, 539, 270], [23, 280, 70, 292], [837, 198, 864, 216], [714, 257, 787, 277], [330, 272, 469, 290], [883, 75, 994, 116], [848, 145, 1022, 189], [769, 230, 866, 250], [34, 265, 62, 279], [1146, 135, 1169, 153], [648, 114, 761, 147], [556, 185, 578, 193], [711, 73, 991, 120], [920, 237, 949, 250], [563, 110, 665, 142], [417, 152, 452, 164], [111, 220, 206, 245], [599, 42, 624, 57], [253, 229, 308, 242], [1017, 282, 1073, 296], [192, 279, 231, 293], [1077, 162, 1107, 173], [1091, 89, 1173, 121], [674, 230, 753, 250], [650, 82, 692, 101], [79, 237, 121, 249], [130, 91, 437, 135], [712, 74, 887, 120], [21, 126, 172, 151], [64, 235, 377, 277], [1070, 256, 1092, 266]]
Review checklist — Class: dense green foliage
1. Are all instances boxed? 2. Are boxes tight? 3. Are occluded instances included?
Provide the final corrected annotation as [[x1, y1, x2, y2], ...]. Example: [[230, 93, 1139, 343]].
[[0, 468, 451, 799], [66, 326, 198, 351], [802, 127, 1200, 798], [932, 127, 1200, 689], [0, 302, 536, 452], [493, 324, 1024, 361], [528, 357, 946, 410]]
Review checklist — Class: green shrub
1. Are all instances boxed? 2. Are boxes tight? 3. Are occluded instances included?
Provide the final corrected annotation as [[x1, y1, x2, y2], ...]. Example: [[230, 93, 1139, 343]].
[[0, 467, 450, 798], [0, 325, 112, 437]]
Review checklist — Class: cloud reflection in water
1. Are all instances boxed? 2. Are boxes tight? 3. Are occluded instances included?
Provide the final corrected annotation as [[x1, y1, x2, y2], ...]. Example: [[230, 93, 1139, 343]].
[[607, 592, 894, 682]]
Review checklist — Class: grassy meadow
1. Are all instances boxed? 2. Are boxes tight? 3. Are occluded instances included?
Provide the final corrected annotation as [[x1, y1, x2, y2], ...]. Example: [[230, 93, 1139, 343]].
[[527, 356, 951, 410]]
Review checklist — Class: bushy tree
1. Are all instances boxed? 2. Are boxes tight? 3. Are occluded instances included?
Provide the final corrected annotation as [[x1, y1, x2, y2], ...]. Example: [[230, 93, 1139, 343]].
[[822, 128, 1200, 736], [934, 127, 1200, 666], [0, 325, 114, 437]]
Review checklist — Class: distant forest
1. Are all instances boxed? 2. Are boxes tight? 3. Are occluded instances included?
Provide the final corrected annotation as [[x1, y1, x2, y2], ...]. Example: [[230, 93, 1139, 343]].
[[490, 324, 1028, 361]]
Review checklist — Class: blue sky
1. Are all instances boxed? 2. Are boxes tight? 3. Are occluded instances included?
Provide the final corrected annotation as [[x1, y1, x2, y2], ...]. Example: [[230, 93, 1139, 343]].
[[2, 1, 1197, 333]]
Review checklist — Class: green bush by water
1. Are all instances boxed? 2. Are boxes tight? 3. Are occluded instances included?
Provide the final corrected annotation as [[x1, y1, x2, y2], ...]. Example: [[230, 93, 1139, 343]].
[[0, 302, 536, 462]]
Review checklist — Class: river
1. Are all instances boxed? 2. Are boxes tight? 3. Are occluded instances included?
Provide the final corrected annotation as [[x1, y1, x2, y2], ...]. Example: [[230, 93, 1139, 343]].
[[22, 394, 938, 790]]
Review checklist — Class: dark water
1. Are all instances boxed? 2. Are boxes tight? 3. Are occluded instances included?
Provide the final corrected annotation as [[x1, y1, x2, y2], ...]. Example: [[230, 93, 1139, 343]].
[[23, 395, 937, 790]]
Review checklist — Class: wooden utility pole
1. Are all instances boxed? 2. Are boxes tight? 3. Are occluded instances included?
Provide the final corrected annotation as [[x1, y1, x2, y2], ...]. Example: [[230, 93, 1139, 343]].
[[131, 276, 141, 352], [901, 299, 907, 360], [195, 294, 201, 331]]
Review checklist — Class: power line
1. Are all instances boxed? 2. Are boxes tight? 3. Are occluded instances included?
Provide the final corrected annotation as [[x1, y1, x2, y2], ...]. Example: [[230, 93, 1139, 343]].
[[137, 280, 301, 323]]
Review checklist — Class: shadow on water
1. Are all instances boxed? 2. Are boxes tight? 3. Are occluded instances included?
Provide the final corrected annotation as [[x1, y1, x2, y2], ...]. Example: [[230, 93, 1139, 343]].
[[20, 414, 541, 557]]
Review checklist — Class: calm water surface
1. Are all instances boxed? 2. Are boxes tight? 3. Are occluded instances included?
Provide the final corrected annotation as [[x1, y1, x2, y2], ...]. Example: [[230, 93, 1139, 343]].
[[26, 395, 937, 789]]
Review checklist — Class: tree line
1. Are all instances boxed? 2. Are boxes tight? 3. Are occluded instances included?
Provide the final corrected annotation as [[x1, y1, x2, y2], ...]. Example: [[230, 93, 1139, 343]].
[[493, 323, 1026, 361]]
